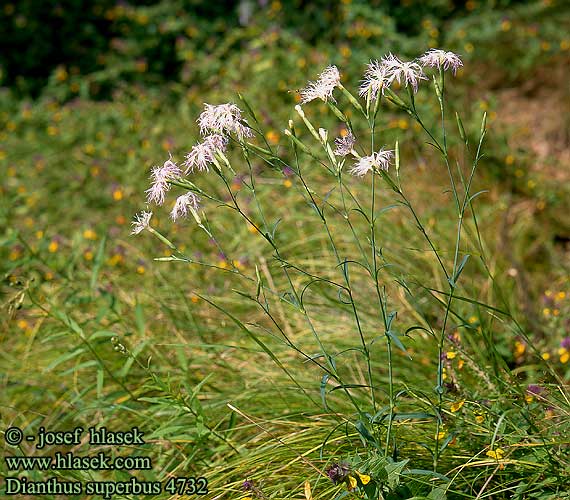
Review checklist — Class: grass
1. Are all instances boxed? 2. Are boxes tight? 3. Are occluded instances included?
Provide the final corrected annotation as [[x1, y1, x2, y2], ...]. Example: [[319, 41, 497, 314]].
[[2, 36, 570, 500]]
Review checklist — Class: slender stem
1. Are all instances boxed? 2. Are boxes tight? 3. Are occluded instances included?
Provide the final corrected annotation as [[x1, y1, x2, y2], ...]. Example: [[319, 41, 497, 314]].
[[368, 104, 393, 454], [224, 152, 366, 418], [295, 160, 369, 418]]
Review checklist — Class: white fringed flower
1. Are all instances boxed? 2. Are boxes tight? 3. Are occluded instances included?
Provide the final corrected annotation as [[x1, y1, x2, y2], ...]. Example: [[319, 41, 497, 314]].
[[350, 149, 394, 177], [383, 54, 427, 93], [359, 60, 390, 99], [183, 134, 228, 173], [300, 65, 341, 104], [197, 103, 252, 140], [131, 211, 153, 235], [334, 132, 356, 157], [145, 155, 182, 205], [170, 192, 201, 221], [419, 49, 463, 74]]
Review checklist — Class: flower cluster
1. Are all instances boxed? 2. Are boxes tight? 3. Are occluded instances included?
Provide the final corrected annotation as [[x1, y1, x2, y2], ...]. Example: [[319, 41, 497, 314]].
[[325, 463, 371, 492], [359, 49, 462, 98], [134, 102, 252, 229], [135, 48, 462, 230]]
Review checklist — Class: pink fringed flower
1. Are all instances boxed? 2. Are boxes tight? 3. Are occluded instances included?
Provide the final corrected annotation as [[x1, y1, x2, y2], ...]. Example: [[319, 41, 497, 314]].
[[170, 192, 201, 221], [131, 211, 153, 235], [300, 65, 341, 104], [350, 148, 394, 177], [145, 155, 182, 205], [183, 134, 228, 173], [419, 49, 463, 74], [197, 103, 252, 140], [359, 60, 390, 99], [383, 54, 427, 93]]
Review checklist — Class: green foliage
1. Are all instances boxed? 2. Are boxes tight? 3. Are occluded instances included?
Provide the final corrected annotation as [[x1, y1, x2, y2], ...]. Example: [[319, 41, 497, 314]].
[[2, 0, 569, 99]]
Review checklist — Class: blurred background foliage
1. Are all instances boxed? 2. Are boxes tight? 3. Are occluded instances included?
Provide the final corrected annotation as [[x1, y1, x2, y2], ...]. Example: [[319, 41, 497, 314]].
[[2, 0, 569, 99]]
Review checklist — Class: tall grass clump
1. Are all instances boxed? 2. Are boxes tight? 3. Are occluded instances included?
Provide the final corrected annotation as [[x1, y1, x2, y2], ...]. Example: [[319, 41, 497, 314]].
[[132, 49, 569, 499]]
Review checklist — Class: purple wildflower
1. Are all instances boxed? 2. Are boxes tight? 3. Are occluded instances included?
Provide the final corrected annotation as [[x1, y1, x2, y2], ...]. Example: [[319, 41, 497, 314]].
[[282, 166, 294, 177], [526, 384, 544, 396], [334, 131, 356, 157], [326, 462, 350, 485], [242, 480, 254, 492], [561, 337, 570, 350]]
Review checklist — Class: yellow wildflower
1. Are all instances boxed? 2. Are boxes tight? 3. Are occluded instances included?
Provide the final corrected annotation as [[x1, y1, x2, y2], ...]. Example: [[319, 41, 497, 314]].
[[83, 229, 97, 240], [355, 471, 370, 485], [486, 448, 505, 460], [514, 341, 526, 356], [450, 400, 465, 412], [347, 476, 357, 490], [265, 130, 279, 145]]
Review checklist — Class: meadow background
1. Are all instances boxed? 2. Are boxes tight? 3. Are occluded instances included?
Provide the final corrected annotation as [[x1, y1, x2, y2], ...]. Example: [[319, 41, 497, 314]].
[[1, 1, 570, 498]]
